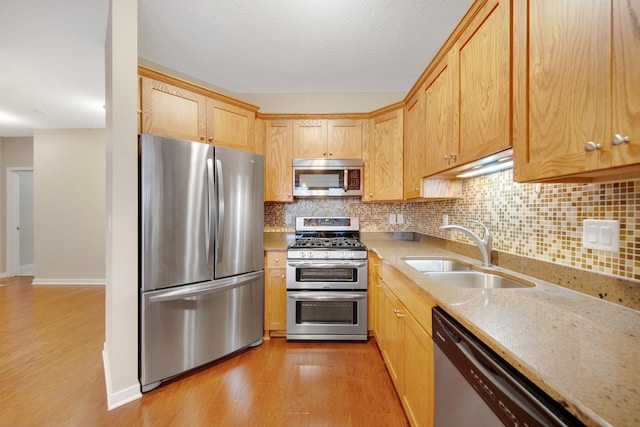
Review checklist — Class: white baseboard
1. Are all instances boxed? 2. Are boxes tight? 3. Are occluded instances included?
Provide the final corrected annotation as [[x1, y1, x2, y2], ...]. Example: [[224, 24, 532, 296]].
[[32, 278, 106, 285], [102, 343, 141, 411], [0, 271, 8, 278]]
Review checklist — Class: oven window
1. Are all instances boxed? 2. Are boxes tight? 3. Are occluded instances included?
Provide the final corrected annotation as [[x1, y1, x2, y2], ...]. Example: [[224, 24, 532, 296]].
[[296, 301, 357, 324], [296, 268, 357, 282]]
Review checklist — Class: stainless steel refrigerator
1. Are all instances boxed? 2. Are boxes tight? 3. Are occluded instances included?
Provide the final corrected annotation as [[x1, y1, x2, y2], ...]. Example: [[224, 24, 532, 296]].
[[138, 134, 264, 392]]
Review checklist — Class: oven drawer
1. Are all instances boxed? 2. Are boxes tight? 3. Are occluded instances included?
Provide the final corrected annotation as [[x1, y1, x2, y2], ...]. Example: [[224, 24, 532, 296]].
[[286, 291, 368, 340]]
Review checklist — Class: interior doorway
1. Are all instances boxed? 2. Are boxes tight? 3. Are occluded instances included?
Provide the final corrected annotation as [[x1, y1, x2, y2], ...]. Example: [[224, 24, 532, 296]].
[[6, 168, 34, 276]]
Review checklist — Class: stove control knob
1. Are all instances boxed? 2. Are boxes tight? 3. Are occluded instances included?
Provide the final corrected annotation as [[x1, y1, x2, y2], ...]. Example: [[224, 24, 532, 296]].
[[301, 252, 306, 258], [348, 252, 354, 258], [323, 252, 330, 258]]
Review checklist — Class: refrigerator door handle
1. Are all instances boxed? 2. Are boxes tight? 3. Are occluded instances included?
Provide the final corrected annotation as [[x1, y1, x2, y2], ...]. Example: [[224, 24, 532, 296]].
[[215, 158, 225, 261], [148, 271, 262, 302], [206, 158, 214, 261]]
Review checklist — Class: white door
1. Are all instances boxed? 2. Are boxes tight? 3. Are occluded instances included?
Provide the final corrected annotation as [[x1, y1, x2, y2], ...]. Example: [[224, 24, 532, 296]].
[[6, 168, 34, 276]]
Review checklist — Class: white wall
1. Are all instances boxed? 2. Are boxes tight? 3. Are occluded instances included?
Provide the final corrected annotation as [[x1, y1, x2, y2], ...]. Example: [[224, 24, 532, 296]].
[[32, 129, 105, 284], [0, 137, 34, 275], [103, 0, 141, 410]]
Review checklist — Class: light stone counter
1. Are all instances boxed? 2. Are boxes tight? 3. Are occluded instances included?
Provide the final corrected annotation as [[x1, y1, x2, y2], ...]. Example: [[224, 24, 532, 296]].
[[263, 232, 295, 251], [360, 232, 640, 427]]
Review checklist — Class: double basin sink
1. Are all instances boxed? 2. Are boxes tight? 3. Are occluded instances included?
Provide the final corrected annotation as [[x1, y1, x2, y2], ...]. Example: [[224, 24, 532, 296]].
[[402, 257, 534, 289]]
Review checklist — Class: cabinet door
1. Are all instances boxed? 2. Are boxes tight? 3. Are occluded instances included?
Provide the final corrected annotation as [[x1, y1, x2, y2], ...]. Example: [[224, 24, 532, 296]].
[[368, 109, 404, 201], [611, 0, 640, 169], [140, 77, 207, 142], [327, 119, 363, 158], [404, 89, 425, 199], [456, 0, 511, 164], [293, 120, 328, 158], [264, 120, 294, 202], [424, 50, 459, 176], [375, 275, 385, 351], [381, 283, 404, 391], [265, 252, 287, 332], [206, 99, 255, 152], [367, 252, 381, 333], [402, 313, 434, 427], [265, 269, 286, 331], [513, 0, 613, 181]]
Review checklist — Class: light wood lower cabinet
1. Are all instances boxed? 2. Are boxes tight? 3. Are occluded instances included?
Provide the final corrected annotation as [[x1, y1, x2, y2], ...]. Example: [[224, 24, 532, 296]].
[[264, 251, 287, 334], [377, 261, 436, 427]]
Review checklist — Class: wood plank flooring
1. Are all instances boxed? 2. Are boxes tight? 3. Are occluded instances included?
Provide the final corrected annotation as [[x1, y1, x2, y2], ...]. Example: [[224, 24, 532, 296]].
[[0, 277, 409, 426]]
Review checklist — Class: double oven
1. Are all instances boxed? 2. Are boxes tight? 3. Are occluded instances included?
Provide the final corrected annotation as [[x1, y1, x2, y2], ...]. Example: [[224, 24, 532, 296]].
[[286, 217, 368, 341]]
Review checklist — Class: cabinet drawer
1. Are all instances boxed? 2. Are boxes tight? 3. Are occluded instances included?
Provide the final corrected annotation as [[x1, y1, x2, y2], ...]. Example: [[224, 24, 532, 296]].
[[266, 251, 287, 269], [381, 261, 436, 336]]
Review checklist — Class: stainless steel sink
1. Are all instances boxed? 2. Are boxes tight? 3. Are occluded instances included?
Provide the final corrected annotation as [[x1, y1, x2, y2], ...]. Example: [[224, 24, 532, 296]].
[[424, 271, 534, 289], [402, 257, 472, 272]]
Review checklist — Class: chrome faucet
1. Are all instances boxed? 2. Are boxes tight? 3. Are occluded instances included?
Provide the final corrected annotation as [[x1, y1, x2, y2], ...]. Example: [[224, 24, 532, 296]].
[[439, 220, 492, 267]]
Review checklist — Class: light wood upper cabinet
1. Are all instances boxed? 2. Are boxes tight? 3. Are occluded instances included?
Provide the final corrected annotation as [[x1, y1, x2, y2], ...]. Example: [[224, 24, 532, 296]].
[[264, 120, 294, 203], [139, 69, 259, 153], [293, 119, 363, 158], [328, 119, 363, 158], [206, 99, 255, 152], [366, 107, 404, 201], [404, 89, 426, 199], [513, 0, 640, 182], [140, 76, 207, 142], [423, 0, 511, 177], [456, 0, 511, 164], [424, 49, 459, 176]]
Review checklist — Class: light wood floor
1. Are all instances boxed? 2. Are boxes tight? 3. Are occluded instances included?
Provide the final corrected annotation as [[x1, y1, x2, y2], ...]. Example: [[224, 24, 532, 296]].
[[0, 277, 408, 426]]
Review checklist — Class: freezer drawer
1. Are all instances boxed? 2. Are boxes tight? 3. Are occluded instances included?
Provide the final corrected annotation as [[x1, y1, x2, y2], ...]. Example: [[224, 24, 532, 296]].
[[140, 271, 264, 391]]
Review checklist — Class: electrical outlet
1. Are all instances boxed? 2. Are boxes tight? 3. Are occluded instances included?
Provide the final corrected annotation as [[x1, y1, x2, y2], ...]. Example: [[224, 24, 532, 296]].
[[397, 213, 404, 224], [443, 214, 449, 226], [583, 219, 619, 252], [389, 213, 397, 225]]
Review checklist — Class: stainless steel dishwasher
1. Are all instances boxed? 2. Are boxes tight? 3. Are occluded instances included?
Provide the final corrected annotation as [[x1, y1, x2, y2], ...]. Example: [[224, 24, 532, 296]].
[[432, 307, 585, 427]]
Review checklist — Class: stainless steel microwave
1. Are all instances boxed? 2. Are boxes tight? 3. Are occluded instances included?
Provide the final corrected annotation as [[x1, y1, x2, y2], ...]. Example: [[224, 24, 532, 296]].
[[293, 158, 363, 197]]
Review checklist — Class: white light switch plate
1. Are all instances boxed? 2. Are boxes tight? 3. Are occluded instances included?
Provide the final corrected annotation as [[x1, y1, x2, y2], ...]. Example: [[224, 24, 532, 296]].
[[389, 213, 396, 225], [583, 219, 619, 252]]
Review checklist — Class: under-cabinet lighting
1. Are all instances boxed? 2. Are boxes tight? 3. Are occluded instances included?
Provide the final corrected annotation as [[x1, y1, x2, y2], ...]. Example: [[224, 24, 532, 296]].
[[456, 159, 513, 178]]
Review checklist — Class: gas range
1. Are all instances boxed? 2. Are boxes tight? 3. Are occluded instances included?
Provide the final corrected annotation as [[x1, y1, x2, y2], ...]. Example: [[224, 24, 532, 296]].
[[285, 216, 368, 341], [287, 217, 367, 260]]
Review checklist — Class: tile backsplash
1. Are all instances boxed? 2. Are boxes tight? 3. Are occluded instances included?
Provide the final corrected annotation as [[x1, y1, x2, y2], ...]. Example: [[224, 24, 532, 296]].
[[265, 169, 640, 282]]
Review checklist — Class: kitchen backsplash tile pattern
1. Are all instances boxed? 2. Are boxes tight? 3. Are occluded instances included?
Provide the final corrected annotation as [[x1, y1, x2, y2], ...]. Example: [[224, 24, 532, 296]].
[[265, 170, 640, 282]]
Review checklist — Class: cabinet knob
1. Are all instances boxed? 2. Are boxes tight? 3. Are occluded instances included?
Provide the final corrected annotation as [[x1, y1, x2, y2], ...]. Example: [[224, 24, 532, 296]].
[[323, 152, 327, 156], [585, 141, 602, 152], [200, 135, 205, 141], [329, 152, 332, 156], [275, 258, 279, 263], [369, 193, 373, 197], [449, 152, 457, 159], [280, 275, 285, 279], [612, 134, 631, 146], [443, 154, 450, 161], [208, 136, 214, 142]]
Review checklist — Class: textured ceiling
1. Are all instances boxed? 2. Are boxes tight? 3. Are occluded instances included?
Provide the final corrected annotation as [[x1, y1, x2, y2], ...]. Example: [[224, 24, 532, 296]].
[[0, 0, 472, 137]]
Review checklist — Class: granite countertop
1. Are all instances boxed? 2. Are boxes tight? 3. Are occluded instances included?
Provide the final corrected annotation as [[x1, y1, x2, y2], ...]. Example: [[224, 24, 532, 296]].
[[262, 231, 640, 426], [358, 233, 640, 427]]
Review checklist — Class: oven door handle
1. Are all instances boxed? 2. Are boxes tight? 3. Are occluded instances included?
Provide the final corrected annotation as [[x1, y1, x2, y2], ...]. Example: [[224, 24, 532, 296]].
[[288, 292, 367, 300], [286, 262, 367, 268]]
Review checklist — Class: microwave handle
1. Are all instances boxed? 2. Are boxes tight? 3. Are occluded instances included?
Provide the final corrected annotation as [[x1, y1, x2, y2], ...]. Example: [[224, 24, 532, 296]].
[[343, 169, 348, 192]]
